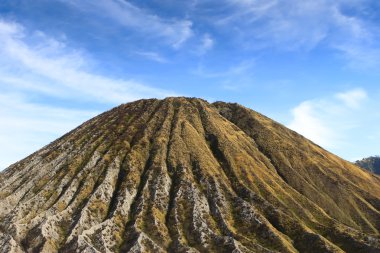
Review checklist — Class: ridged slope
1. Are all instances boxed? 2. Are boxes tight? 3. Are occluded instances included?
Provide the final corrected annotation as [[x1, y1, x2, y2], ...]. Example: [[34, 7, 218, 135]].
[[1, 97, 380, 253]]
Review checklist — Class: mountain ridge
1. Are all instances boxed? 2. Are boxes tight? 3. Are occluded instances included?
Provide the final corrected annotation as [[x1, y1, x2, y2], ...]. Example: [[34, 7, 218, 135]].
[[356, 156, 380, 175], [1, 97, 380, 253]]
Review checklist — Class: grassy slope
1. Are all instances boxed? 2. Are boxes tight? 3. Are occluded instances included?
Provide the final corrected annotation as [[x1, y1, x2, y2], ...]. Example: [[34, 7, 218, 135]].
[[0, 97, 380, 252]]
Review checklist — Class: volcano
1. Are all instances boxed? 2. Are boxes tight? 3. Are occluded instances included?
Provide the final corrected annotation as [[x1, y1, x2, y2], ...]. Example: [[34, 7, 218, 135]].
[[1, 97, 380, 253]]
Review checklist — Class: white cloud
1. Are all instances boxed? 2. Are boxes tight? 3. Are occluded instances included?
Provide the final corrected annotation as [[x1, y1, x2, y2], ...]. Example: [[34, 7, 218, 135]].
[[219, 0, 330, 50], [191, 60, 255, 92], [192, 60, 254, 78], [0, 93, 98, 169], [0, 19, 176, 169], [0, 21, 21, 37], [214, 0, 380, 67], [333, 44, 380, 70], [197, 33, 214, 55], [0, 20, 175, 103], [287, 87, 378, 160], [63, 0, 193, 48], [288, 101, 335, 148], [336, 88, 367, 108], [135, 51, 168, 63]]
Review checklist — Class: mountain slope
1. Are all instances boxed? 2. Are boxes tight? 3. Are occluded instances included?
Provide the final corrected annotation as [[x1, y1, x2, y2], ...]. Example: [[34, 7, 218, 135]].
[[356, 156, 380, 175], [1, 97, 380, 253]]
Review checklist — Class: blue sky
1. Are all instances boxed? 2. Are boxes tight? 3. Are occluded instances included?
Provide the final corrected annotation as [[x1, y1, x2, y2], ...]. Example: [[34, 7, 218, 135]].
[[0, 0, 380, 169]]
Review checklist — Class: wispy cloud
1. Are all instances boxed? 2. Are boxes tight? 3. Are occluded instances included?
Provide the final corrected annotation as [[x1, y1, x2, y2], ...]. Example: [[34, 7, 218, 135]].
[[197, 33, 214, 55], [287, 87, 377, 160], [210, 0, 380, 67], [0, 20, 175, 103], [0, 19, 176, 169], [336, 88, 367, 108], [0, 92, 98, 169], [191, 60, 255, 92], [218, 0, 330, 50], [192, 60, 254, 78], [288, 100, 336, 148], [62, 0, 193, 49], [135, 51, 169, 63]]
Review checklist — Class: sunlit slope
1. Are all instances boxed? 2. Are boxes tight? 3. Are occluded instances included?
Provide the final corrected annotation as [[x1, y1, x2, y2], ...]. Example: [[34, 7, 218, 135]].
[[0, 97, 379, 253]]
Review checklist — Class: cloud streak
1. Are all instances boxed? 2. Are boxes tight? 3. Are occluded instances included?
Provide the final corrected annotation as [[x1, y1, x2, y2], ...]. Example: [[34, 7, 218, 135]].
[[0, 92, 98, 169], [0, 19, 176, 169], [288, 100, 335, 148], [209, 0, 380, 67], [197, 33, 214, 55], [336, 88, 367, 108], [287, 87, 377, 160], [0, 20, 175, 103], [62, 0, 193, 48], [135, 51, 169, 63]]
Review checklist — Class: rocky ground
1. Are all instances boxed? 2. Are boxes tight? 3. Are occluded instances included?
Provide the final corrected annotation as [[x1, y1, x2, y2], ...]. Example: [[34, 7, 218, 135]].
[[1, 97, 380, 253]]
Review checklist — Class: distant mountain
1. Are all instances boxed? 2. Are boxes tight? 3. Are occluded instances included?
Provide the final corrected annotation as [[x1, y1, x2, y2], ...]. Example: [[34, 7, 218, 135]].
[[1, 97, 380, 252], [355, 156, 380, 175]]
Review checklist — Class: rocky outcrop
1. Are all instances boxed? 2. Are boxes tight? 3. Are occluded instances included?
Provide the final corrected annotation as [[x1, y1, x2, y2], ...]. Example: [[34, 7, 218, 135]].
[[1, 97, 380, 252]]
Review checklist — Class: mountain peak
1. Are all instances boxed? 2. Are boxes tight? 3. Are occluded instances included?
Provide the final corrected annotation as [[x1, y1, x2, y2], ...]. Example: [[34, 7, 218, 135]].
[[1, 98, 380, 252]]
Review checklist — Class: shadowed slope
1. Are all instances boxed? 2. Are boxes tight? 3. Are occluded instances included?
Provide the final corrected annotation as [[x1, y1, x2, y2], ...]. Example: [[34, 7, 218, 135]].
[[1, 97, 380, 253], [356, 156, 380, 175]]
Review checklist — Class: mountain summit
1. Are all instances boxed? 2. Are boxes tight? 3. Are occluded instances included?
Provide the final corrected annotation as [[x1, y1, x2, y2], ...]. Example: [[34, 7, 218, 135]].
[[1, 97, 380, 253]]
